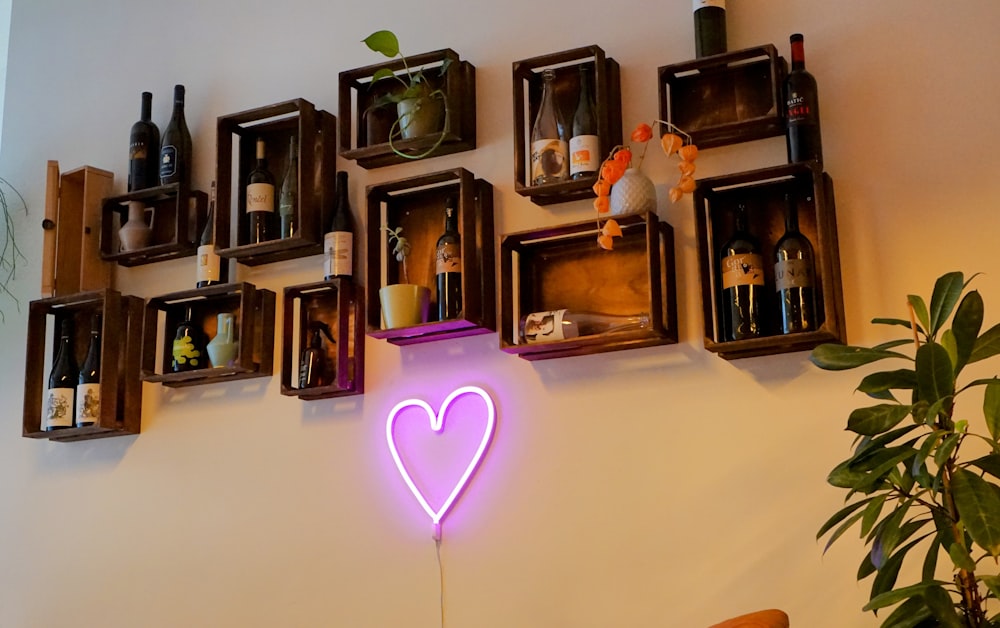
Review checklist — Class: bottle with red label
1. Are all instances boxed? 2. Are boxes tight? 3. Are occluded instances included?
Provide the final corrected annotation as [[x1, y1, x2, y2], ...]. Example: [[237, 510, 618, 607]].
[[719, 203, 764, 341], [785, 33, 823, 165]]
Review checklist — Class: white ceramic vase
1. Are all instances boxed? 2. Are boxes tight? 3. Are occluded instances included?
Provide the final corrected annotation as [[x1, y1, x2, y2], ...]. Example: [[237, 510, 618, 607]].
[[609, 168, 657, 216]]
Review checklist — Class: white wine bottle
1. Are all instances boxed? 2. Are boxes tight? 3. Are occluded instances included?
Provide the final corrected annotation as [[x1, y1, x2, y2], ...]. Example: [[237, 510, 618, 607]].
[[196, 181, 225, 288], [278, 136, 298, 239], [519, 309, 650, 344], [324, 171, 354, 280], [530, 69, 568, 185], [246, 137, 275, 244], [159, 85, 191, 186]]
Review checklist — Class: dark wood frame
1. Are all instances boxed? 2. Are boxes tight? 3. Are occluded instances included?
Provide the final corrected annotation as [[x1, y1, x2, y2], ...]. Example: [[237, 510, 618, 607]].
[[23, 289, 144, 442], [499, 211, 678, 360], [100, 182, 207, 267]]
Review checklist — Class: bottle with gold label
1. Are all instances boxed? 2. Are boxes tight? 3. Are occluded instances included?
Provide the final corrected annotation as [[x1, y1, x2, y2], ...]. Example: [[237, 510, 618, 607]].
[[246, 137, 275, 244], [775, 192, 816, 334], [720, 203, 764, 341], [435, 196, 462, 321]]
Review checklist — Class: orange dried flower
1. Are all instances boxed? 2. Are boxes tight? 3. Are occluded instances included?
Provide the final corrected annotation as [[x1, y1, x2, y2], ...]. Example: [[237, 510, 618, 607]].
[[601, 219, 623, 237], [597, 233, 615, 250], [613, 147, 632, 166], [678, 160, 696, 177], [677, 175, 696, 193], [600, 159, 626, 184], [678, 144, 699, 162], [594, 195, 610, 213], [631, 123, 653, 143], [668, 186, 683, 203], [660, 133, 683, 156], [593, 179, 611, 196]]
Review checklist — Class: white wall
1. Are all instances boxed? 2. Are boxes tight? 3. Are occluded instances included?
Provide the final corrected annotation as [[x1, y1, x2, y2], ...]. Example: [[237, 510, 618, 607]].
[[1, 1, 998, 626]]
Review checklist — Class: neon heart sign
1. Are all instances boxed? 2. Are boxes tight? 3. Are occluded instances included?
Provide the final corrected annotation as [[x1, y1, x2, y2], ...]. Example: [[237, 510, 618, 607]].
[[386, 386, 496, 540]]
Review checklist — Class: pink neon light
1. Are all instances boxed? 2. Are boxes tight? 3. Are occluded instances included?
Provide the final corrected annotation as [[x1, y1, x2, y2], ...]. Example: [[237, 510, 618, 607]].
[[386, 386, 496, 539]]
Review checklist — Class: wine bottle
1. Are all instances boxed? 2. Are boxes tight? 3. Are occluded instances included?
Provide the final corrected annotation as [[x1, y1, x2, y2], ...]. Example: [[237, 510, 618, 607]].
[[159, 84, 192, 186], [43, 318, 78, 431], [785, 33, 823, 165], [246, 137, 275, 244], [76, 313, 101, 427], [196, 181, 226, 288], [530, 69, 569, 185], [720, 203, 764, 341], [299, 322, 335, 389], [324, 171, 354, 280], [435, 196, 462, 321], [172, 306, 206, 372], [569, 65, 599, 180], [693, 0, 727, 58], [775, 192, 817, 334], [128, 91, 160, 192], [519, 309, 650, 344], [278, 136, 298, 239]]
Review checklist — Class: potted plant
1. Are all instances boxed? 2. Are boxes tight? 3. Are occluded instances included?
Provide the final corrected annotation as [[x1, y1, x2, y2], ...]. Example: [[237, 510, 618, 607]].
[[0, 177, 26, 323], [812, 271, 1000, 626], [379, 225, 430, 329], [362, 30, 451, 160]]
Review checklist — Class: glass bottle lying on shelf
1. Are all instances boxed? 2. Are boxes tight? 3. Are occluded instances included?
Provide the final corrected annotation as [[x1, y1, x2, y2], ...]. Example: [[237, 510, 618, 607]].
[[519, 309, 650, 344]]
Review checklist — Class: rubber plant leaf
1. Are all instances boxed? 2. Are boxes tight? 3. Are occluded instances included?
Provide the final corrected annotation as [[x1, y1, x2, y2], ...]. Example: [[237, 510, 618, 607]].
[[922, 584, 966, 628], [810, 343, 909, 371], [927, 271, 964, 336], [970, 322, 1000, 363], [951, 290, 984, 374], [915, 342, 954, 406], [951, 466, 1000, 557], [364, 30, 400, 58], [847, 404, 913, 436]]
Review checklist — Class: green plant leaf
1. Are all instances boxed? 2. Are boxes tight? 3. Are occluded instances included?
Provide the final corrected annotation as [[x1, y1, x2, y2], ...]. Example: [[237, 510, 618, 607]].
[[863, 581, 948, 611], [880, 595, 934, 628], [817, 497, 876, 539], [981, 575, 1000, 603], [946, 541, 976, 572], [952, 290, 984, 374], [921, 532, 944, 582], [862, 494, 888, 537], [828, 460, 878, 490], [371, 68, 398, 83], [822, 507, 868, 552], [941, 330, 959, 374], [810, 344, 910, 371], [970, 323, 1000, 364], [951, 467, 1000, 557], [970, 454, 1000, 480], [908, 295, 930, 336], [933, 433, 961, 468], [873, 338, 917, 352], [363, 30, 400, 58], [986, 381, 1000, 442], [871, 537, 922, 603], [915, 343, 955, 405], [873, 317, 920, 330], [922, 584, 965, 628], [928, 271, 965, 337], [858, 370, 918, 401], [848, 404, 914, 436], [912, 430, 944, 475]]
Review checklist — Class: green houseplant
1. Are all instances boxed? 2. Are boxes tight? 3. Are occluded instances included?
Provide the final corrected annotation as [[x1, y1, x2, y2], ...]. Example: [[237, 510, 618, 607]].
[[378, 225, 429, 329], [812, 271, 1000, 626], [362, 29, 451, 160]]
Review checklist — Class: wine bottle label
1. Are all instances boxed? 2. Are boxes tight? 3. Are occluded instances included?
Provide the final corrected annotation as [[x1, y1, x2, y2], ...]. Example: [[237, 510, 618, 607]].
[[197, 244, 221, 283], [159, 145, 178, 178], [569, 135, 600, 175], [721, 253, 765, 289], [786, 93, 817, 125], [436, 243, 461, 274], [75, 383, 100, 424], [246, 183, 275, 213], [43, 387, 74, 429], [522, 309, 578, 344], [693, 0, 725, 9], [530, 139, 569, 182], [324, 231, 353, 277], [775, 258, 813, 290]]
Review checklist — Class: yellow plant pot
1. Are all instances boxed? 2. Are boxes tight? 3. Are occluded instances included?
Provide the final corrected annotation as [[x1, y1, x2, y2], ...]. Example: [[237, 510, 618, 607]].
[[379, 284, 431, 329]]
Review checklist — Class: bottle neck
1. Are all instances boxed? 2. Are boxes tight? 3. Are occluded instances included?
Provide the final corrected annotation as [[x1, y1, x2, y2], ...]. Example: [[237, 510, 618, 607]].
[[140, 92, 152, 121], [790, 39, 806, 71], [785, 198, 800, 233], [579, 68, 592, 99], [334, 173, 349, 216], [734, 205, 749, 232], [444, 206, 458, 233]]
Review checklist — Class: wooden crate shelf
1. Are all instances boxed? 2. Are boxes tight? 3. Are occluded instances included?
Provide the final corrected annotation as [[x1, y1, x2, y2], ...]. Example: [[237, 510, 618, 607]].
[[658, 44, 787, 149], [366, 168, 495, 345], [512, 45, 623, 206], [339, 49, 476, 169], [100, 182, 207, 267], [281, 279, 364, 400], [23, 289, 144, 442], [142, 282, 275, 387], [693, 161, 845, 359], [499, 211, 678, 360], [216, 98, 336, 266]]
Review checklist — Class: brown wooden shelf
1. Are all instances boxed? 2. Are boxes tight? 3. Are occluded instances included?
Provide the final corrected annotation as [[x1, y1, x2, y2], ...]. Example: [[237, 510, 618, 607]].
[[693, 161, 846, 359], [142, 282, 275, 387], [339, 49, 476, 169], [499, 211, 678, 360], [23, 289, 144, 442], [281, 279, 364, 400], [216, 98, 336, 266], [512, 45, 623, 207], [366, 168, 495, 345], [100, 182, 207, 267], [658, 44, 787, 149]]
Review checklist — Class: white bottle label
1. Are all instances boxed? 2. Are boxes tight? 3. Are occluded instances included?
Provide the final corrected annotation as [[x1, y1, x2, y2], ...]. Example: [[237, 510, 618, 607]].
[[43, 388, 74, 429], [693, 0, 725, 10], [775, 258, 812, 291], [197, 244, 221, 284], [530, 139, 569, 182], [569, 135, 600, 176], [522, 309, 579, 344], [246, 183, 274, 213], [721, 253, 765, 289], [75, 383, 100, 425], [324, 231, 353, 278]]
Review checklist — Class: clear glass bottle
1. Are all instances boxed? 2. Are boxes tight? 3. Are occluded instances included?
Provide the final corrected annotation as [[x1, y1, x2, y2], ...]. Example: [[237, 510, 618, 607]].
[[775, 192, 817, 334], [570, 65, 599, 180], [519, 309, 650, 344], [530, 69, 568, 185], [278, 136, 298, 239], [196, 181, 226, 288]]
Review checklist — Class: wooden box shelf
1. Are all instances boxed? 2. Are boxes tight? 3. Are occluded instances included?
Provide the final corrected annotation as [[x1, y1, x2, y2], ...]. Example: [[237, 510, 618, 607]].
[[142, 282, 275, 387], [366, 168, 495, 345], [499, 211, 678, 360], [23, 289, 144, 442], [512, 45, 623, 206], [281, 279, 365, 400], [216, 99, 336, 266], [99, 182, 208, 267], [693, 161, 845, 360], [658, 45, 787, 149], [339, 49, 476, 169]]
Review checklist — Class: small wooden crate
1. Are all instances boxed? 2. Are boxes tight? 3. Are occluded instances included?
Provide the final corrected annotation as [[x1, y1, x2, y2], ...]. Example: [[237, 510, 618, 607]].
[[366, 168, 495, 345], [339, 49, 476, 169], [281, 279, 364, 400], [658, 45, 787, 149], [693, 161, 846, 359], [100, 182, 207, 266], [499, 212, 678, 360], [142, 282, 275, 387], [512, 46, 623, 206], [216, 99, 336, 266], [23, 289, 144, 442], [42, 162, 114, 296]]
